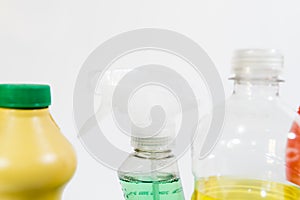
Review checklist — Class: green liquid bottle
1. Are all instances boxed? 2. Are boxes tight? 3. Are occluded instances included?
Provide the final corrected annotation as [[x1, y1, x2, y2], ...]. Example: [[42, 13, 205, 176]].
[[118, 135, 185, 200]]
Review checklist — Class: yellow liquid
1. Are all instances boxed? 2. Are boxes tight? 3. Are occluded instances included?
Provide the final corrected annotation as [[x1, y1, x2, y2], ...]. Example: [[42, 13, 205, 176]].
[[192, 176, 300, 200]]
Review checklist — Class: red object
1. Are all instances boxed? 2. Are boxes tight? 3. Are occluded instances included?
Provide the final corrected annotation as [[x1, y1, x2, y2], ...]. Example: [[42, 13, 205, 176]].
[[286, 107, 300, 186]]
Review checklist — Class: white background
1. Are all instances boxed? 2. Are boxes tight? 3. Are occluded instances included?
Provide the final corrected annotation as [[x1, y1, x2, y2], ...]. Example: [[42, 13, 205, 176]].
[[1, 0, 300, 199]]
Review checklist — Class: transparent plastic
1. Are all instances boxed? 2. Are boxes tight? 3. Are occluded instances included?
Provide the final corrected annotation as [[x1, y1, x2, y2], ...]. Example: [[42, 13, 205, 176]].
[[192, 49, 300, 199]]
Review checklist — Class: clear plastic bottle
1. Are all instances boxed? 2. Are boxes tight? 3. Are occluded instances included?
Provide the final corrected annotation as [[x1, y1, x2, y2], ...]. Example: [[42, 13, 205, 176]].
[[192, 49, 300, 199], [118, 127, 185, 200]]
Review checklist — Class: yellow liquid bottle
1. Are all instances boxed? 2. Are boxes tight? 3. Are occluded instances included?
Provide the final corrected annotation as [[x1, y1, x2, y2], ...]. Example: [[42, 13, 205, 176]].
[[0, 84, 77, 200], [192, 49, 300, 200]]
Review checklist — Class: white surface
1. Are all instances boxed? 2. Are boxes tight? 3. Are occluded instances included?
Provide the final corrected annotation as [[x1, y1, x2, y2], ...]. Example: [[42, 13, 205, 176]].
[[1, 0, 300, 199]]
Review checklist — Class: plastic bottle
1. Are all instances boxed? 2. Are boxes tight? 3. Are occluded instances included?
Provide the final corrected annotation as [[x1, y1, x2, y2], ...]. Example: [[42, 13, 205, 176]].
[[0, 84, 77, 200], [286, 107, 300, 186], [118, 125, 185, 200], [192, 49, 300, 199]]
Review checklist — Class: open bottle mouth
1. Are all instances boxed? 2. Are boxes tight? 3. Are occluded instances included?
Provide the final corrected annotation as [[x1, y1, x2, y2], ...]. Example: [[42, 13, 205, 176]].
[[230, 49, 284, 82]]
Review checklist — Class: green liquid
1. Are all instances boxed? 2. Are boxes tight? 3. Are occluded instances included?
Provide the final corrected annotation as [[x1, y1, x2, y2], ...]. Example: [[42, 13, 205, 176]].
[[119, 174, 185, 200]]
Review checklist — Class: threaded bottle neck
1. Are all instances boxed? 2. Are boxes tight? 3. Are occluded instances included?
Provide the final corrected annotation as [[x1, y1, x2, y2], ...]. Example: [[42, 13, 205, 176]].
[[231, 49, 283, 81]]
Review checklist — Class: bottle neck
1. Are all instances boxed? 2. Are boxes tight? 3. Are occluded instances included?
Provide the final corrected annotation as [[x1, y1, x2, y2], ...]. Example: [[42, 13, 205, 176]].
[[134, 148, 173, 159], [232, 79, 280, 100], [0, 107, 50, 117]]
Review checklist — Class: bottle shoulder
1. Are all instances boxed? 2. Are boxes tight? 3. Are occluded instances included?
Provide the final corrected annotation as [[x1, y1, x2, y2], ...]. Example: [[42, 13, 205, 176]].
[[211, 97, 293, 150], [118, 151, 179, 176], [193, 96, 296, 180]]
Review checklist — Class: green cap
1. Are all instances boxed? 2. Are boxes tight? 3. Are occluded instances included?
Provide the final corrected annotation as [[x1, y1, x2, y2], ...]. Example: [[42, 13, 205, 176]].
[[0, 84, 51, 109]]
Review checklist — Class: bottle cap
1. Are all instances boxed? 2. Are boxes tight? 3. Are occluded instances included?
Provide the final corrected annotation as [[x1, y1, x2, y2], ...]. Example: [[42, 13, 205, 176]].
[[130, 122, 175, 151], [0, 84, 51, 109], [231, 49, 284, 80], [131, 136, 174, 150]]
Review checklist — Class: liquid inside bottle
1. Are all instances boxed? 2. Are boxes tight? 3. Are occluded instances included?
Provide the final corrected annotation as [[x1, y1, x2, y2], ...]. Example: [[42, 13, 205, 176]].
[[120, 173, 184, 200], [192, 176, 300, 200]]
